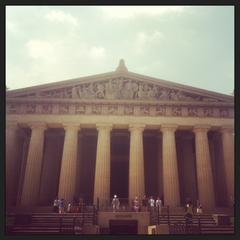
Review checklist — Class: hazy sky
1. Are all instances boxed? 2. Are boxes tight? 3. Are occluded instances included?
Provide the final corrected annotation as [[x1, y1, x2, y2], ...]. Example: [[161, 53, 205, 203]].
[[6, 6, 234, 95]]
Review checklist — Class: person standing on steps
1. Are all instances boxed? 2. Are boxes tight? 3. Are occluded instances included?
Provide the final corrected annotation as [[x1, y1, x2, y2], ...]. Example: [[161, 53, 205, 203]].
[[156, 197, 162, 215], [112, 195, 120, 212]]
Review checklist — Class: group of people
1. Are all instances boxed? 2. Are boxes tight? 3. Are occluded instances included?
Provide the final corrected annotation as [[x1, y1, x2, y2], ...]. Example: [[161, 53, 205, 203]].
[[111, 195, 163, 212], [53, 197, 84, 214]]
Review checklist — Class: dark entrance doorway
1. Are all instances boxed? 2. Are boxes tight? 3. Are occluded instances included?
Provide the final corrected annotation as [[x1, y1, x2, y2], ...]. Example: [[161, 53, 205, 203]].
[[110, 130, 130, 201], [109, 220, 138, 234]]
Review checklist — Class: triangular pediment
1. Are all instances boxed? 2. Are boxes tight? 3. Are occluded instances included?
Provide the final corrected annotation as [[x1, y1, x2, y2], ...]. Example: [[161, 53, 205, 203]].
[[6, 70, 233, 103]]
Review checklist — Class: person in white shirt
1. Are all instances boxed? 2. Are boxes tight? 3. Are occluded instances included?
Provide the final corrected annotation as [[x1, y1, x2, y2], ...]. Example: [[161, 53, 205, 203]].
[[112, 195, 120, 212], [148, 196, 155, 212], [155, 197, 162, 214]]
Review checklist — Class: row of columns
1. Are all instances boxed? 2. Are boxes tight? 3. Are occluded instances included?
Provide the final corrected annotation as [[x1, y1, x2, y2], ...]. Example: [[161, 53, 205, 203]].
[[6, 122, 234, 208]]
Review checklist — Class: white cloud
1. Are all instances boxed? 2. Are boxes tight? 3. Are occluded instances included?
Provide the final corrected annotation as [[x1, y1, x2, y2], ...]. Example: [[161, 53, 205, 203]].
[[45, 10, 78, 25], [135, 31, 164, 54], [89, 46, 107, 59], [100, 6, 186, 19], [26, 39, 61, 64]]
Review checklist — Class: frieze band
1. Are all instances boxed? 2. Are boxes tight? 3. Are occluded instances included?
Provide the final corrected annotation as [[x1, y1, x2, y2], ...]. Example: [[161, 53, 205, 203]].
[[7, 102, 233, 118]]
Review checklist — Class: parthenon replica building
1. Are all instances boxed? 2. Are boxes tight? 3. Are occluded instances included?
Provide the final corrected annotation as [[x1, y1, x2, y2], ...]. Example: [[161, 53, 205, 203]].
[[6, 60, 234, 211]]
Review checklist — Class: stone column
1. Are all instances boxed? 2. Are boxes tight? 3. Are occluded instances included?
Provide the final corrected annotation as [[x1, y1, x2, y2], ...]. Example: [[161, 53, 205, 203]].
[[157, 135, 163, 199], [20, 123, 47, 206], [58, 123, 80, 203], [193, 125, 215, 209], [128, 124, 145, 204], [93, 124, 112, 206], [161, 124, 180, 207], [220, 126, 234, 206], [6, 121, 19, 206], [75, 133, 83, 198]]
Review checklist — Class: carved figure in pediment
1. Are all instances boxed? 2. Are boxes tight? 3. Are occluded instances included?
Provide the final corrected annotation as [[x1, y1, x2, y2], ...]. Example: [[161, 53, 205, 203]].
[[95, 83, 105, 99], [87, 83, 96, 99], [40, 91, 52, 97], [132, 82, 139, 99], [80, 84, 94, 99], [203, 107, 213, 117], [105, 79, 116, 99], [121, 81, 134, 99], [188, 107, 198, 117], [219, 108, 228, 117], [159, 88, 170, 100], [92, 105, 102, 114], [137, 83, 148, 99], [26, 104, 36, 113], [156, 106, 166, 116], [172, 107, 182, 116], [178, 92, 196, 101], [149, 85, 159, 99], [124, 105, 134, 115], [59, 104, 69, 114], [72, 86, 81, 98], [75, 104, 86, 114], [169, 90, 176, 100], [42, 104, 52, 114]]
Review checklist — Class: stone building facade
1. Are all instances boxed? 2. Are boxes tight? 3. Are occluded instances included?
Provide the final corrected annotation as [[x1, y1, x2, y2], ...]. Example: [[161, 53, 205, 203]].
[[6, 60, 234, 210]]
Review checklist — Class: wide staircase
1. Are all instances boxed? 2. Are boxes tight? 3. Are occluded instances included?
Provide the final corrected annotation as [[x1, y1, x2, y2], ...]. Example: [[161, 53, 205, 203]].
[[6, 206, 234, 235], [6, 206, 98, 235], [151, 210, 234, 234]]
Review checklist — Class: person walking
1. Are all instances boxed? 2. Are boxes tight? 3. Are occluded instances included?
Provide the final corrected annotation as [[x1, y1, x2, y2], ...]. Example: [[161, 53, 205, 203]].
[[149, 196, 155, 212], [59, 198, 65, 214], [53, 197, 59, 213], [112, 195, 120, 212], [133, 196, 140, 212], [185, 201, 193, 225]]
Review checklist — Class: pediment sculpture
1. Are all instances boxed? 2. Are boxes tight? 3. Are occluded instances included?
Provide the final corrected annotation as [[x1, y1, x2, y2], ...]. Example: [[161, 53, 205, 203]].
[[15, 77, 220, 102]]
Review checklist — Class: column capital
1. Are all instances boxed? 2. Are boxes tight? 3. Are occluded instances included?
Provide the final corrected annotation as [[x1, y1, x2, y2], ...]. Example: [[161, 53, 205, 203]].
[[193, 125, 211, 133], [160, 124, 178, 132], [96, 123, 112, 132], [220, 125, 234, 134], [62, 123, 80, 131], [28, 122, 47, 131], [129, 124, 145, 132]]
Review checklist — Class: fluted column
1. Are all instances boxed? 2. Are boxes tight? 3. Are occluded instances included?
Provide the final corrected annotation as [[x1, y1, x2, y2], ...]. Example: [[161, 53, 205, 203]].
[[6, 121, 20, 206], [58, 123, 80, 203], [193, 125, 215, 209], [220, 126, 234, 206], [21, 123, 47, 206], [161, 124, 180, 207], [157, 135, 163, 199], [93, 124, 112, 205], [128, 124, 145, 204]]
